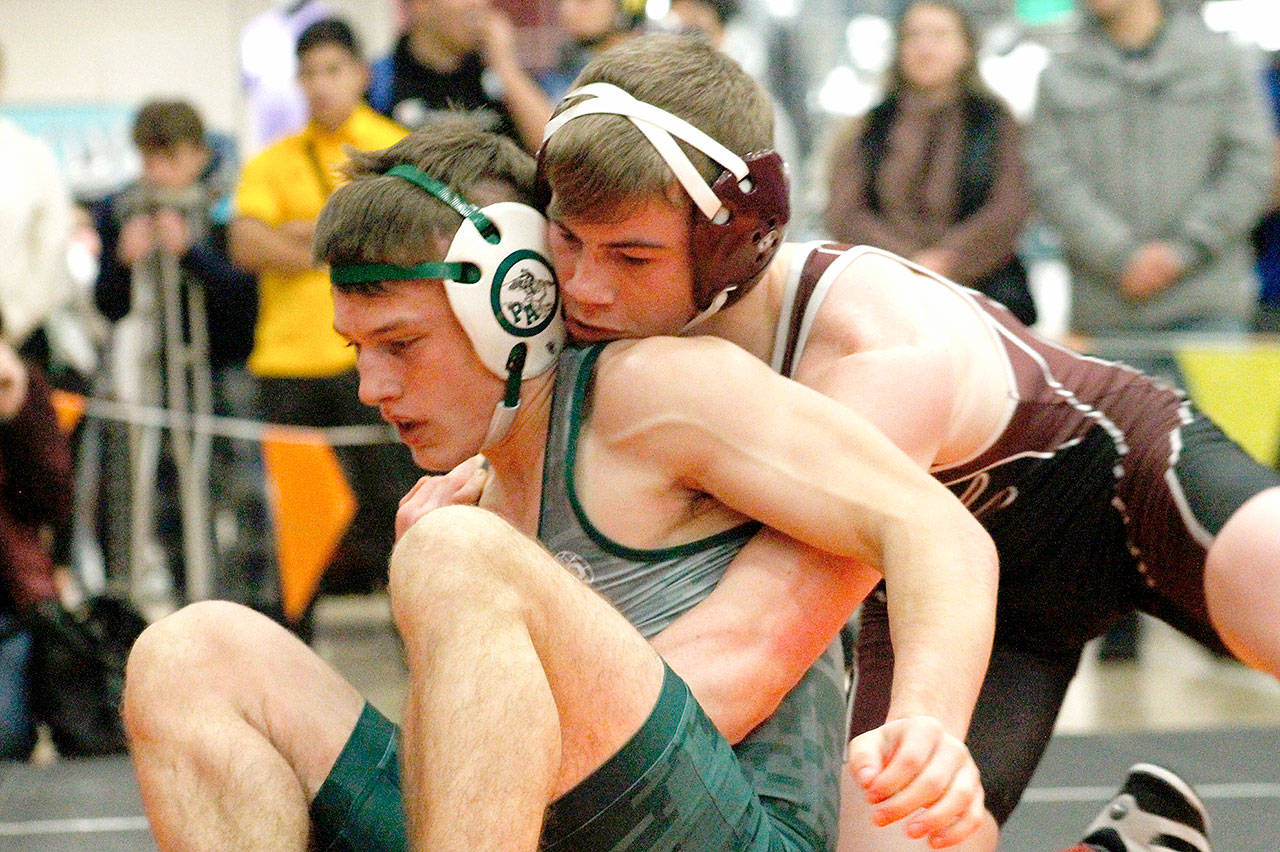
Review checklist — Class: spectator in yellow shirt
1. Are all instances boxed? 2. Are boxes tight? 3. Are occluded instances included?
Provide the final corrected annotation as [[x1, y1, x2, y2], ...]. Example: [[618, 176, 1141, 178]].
[[229, 17, 418, 631]]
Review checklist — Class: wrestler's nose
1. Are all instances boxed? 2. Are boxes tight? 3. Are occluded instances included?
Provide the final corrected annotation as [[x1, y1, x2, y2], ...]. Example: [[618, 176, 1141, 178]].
[[356, 350, 401, 407], [561, 251, 616, 307]]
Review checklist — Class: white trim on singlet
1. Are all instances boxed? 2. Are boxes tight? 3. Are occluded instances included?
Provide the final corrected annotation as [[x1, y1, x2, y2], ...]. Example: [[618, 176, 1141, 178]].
[[772, 243, 1019, 472], [982, 310, 1132, 465], [1007, 338, 1210, 547], [1164, 404, 1216, 550], [971, 302, 1218, 558], [769, 240, 826, 373], [936, 439, 1083, 489], [769, 243, 862, 374]]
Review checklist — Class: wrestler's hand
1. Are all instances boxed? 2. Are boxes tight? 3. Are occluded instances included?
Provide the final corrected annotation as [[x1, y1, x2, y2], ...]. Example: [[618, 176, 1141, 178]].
[[846, 716, 986, 848], [395, 455, 491, 541]]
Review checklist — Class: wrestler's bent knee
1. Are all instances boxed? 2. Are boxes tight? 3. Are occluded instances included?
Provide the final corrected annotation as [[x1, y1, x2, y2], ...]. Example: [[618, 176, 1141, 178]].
[[123, 601, 263, 737]]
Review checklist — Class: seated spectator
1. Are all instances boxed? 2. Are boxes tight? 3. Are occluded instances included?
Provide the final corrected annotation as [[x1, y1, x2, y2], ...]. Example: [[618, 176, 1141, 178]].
[[822, 0, 1036, 325]]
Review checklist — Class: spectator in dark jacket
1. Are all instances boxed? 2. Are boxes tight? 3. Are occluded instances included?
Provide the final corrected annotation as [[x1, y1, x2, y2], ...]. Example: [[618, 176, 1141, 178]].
[[92, 99, 266, 606], [823, 0, 1035, 325], [94, 99, 257, 372]]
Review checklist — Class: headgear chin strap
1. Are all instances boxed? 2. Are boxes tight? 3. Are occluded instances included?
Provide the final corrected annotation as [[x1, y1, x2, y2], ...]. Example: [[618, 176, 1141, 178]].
[[541, 82, 790, 320], [330, 163, 564, 445]]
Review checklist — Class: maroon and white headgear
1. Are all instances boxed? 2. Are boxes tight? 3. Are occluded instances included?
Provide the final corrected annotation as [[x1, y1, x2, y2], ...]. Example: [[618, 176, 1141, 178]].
[[541, 82, 790, 327]]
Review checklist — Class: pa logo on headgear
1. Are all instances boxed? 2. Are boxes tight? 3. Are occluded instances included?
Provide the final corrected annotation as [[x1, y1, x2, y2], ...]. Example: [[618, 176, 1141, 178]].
[[493, 250, 558, 337]]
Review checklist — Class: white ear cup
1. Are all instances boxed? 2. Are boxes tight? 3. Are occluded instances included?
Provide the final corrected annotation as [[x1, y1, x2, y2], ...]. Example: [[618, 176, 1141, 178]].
[[443, 201, 564, 380]]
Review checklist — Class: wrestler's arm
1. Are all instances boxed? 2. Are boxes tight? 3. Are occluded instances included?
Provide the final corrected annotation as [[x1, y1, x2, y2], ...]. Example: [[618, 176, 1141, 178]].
[[787, 258, 991, 734], [650, 528, 880, 743], [595, 336, 994, 846], [394, 451, 872, 744], [593, 336, 997, 743], [773, 259, 1000, 843]]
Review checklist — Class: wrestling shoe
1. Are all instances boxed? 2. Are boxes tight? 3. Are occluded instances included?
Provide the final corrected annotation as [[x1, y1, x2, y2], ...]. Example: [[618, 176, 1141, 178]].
[[1081, 763, 1210, 852]]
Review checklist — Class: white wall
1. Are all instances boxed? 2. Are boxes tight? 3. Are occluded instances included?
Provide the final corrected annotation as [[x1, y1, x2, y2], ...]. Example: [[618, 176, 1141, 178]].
[[0, 0, 392, 146]]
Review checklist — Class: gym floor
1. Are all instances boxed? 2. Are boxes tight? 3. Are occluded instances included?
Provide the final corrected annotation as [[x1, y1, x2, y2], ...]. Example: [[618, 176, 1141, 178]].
[[1, 596, 1276, 851]]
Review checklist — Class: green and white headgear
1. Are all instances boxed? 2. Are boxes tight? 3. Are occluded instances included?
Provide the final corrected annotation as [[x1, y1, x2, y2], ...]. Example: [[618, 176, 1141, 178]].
[[331, 164, 564, 444]]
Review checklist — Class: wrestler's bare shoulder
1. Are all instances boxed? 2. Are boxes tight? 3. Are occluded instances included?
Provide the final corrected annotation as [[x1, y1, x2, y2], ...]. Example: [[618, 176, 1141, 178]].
[[774, 245, 1015, 465], [574, 336, 761, 549], [810, 249, 998, 354]]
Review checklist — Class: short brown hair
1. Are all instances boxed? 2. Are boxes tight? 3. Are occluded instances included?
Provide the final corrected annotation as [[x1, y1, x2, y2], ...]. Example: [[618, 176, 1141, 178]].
[[296, 17, 363, 62], [315, 112, 539, 290], [886, 1, 984, 99], [540, 32, 774, 222], [132, 100, 205, 152]]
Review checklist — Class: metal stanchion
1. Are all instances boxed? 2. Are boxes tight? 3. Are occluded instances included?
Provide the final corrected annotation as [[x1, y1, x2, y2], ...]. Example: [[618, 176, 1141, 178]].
[[158, 249, 214, 602], [124, 252, 164, 603], [120, 240, 215, 604]]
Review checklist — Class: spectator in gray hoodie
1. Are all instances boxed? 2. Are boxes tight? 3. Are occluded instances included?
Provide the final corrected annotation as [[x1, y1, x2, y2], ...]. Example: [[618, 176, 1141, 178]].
[[1027, 0, 1273, 344]]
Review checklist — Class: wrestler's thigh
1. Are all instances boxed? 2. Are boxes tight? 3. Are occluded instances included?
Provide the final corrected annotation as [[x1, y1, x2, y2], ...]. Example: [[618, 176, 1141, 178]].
[[1204, 486, 1280, 671], [846, 591, 1079, 825], [964, 644, 1080, 824], [392, 505, 665, 792]]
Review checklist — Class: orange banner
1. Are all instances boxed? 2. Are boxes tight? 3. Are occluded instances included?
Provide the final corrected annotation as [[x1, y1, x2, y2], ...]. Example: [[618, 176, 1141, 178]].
[[50, 388, 86, 434], [261, 426, 356, 622]]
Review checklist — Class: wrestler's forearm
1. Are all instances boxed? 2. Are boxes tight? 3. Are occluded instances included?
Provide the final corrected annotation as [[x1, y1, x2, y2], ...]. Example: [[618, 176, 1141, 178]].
[[651, 614, 783, 745], [652, 529, 878, 743], [881, 510, 996, 737], [600, 338, 996, 736], [782, 328, 998, 736]]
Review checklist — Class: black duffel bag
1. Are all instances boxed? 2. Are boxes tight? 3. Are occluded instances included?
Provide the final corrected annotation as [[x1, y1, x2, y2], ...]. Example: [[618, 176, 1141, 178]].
[[27, 595, 148, 757]]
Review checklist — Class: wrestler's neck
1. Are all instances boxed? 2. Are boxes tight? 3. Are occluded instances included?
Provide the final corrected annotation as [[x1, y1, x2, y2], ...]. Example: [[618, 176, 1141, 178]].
[[478, 374, 554, 536], [695, 247, 795, 363]]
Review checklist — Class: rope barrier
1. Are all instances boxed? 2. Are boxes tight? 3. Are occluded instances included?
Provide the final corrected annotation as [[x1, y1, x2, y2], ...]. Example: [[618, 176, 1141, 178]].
[[52, 390, 399, 447]]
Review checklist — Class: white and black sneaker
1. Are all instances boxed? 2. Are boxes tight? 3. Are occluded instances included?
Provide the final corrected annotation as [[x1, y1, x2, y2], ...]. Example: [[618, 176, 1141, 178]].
[[1082, 763, 1210, 852]]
